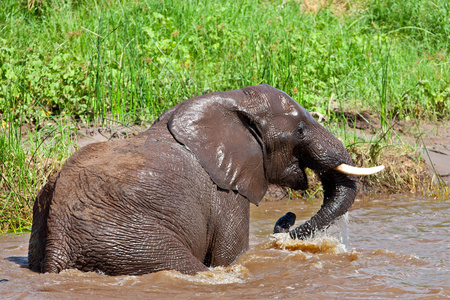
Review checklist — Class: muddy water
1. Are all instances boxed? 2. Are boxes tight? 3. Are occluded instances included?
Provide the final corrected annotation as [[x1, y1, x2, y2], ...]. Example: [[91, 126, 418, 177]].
[[1, 195, 449, 299]]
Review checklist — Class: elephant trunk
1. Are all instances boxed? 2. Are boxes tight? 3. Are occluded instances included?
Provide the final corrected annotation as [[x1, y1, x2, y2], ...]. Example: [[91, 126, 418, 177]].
[[289, 171, 357, 240]]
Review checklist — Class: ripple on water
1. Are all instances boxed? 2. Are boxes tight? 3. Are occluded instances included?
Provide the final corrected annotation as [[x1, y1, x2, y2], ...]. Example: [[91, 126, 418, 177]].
[[0, 195, 448, 298]]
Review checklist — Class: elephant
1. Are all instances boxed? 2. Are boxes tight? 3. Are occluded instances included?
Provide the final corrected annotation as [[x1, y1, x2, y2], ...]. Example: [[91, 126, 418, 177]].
[[28, 84, 383, 276]]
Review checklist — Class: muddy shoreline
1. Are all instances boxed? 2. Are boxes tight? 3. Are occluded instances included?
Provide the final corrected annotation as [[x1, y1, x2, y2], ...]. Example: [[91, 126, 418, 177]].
[[340, 112, 450, 185], [3, 117, 446, 235], [73, 118, 450, 198]]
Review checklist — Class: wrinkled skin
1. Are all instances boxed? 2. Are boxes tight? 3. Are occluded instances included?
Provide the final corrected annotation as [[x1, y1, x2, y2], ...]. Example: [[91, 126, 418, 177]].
[[28, 84, 357, 276]]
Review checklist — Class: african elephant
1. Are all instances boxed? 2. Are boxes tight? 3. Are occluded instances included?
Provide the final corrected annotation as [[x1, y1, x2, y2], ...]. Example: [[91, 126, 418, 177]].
[[28, 84, 383, 276]]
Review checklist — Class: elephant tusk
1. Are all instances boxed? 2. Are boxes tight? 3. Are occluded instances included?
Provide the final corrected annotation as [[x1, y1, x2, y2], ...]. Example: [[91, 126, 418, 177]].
[[334, 164, 385, 176]]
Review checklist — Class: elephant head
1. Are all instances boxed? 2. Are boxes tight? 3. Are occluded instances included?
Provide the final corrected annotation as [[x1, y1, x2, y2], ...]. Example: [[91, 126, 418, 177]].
[[169, 84, 383, 240]]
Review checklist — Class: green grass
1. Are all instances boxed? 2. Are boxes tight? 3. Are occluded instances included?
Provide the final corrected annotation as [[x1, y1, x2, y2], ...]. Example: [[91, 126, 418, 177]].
[[0, 106, 75, 232], [1, 0, 449, 232]]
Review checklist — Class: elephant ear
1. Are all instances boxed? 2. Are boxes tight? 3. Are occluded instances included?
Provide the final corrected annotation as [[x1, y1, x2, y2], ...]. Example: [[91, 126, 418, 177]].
[[168, 93, 267, 205]]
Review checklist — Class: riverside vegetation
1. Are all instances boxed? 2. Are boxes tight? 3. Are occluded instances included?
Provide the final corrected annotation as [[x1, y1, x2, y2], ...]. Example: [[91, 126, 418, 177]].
[[1, 0, 449, 232]]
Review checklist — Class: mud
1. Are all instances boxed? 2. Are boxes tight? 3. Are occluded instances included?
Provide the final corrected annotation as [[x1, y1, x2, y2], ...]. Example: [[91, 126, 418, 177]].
[[417, 123, 450, 185], [74, 119, 450, 195], [335, 111, 450, 189], [76, 125, 142, 148]]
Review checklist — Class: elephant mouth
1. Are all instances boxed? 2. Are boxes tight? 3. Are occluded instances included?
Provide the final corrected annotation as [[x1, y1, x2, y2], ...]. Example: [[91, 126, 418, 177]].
[[299, 167, 309, 190]]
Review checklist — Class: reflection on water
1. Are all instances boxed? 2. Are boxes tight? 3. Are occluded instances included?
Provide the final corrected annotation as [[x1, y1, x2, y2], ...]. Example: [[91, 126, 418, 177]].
[[1, 195, 449, 299]]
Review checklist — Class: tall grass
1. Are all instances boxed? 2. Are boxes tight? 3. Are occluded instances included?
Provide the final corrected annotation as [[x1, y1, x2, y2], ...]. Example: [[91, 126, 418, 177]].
[[0, 95, 75, 232], [1, 0, 449, 232], [2, 0, 449, 123]]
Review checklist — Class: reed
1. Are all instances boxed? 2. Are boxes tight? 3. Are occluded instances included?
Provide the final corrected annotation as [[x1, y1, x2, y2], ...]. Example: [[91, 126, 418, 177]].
[[0, 101, 75, 232]]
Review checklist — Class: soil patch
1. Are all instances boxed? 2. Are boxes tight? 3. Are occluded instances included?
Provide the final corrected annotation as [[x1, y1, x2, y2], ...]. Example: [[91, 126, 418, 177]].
[[300, 0, 363, 15], [333, 110, 450, 195], [76, 125, 142, 148]]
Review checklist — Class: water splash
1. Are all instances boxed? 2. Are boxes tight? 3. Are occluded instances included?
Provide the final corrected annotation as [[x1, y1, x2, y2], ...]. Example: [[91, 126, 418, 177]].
[[326, 212, 350, 252], [268, 233, 343, 254], [170, 264, 250, 284], [267, 212, 350, 254]]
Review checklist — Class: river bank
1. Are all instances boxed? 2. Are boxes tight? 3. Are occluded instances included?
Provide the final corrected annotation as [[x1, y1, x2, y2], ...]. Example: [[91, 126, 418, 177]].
[[72, 116, 450, 200], [1, 114, 448, 234]]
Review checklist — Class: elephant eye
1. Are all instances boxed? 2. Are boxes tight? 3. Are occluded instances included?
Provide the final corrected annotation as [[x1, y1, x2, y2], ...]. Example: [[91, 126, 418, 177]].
[[297, 121, 306, 136]]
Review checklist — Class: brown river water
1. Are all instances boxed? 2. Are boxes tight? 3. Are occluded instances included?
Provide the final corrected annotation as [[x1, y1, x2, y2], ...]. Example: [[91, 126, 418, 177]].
[[1, 194, 449, 299]]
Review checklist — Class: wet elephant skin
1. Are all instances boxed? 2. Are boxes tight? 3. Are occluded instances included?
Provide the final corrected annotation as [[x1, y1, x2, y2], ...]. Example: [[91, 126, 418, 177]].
[[28, 84, 356, 275]]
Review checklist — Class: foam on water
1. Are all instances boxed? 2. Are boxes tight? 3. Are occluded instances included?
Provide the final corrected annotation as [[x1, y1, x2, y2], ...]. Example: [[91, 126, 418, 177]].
[[170, 264, 250, 284], [268, 232, 345, 254], [265, 212, 351, 254]]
